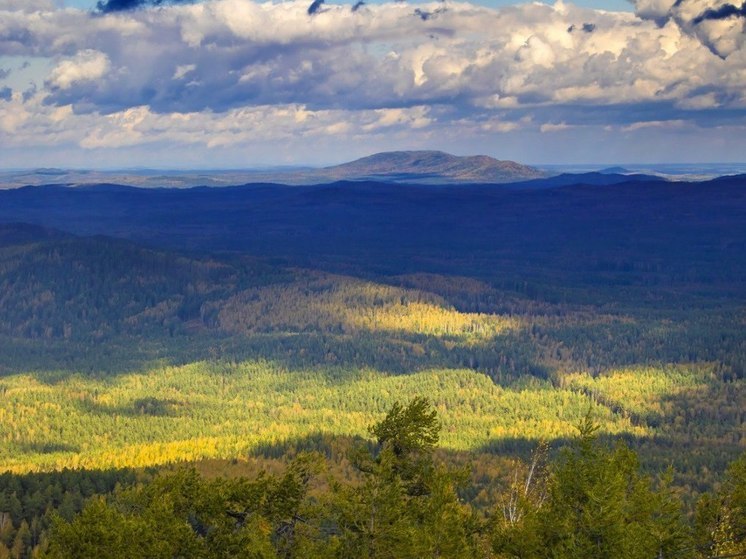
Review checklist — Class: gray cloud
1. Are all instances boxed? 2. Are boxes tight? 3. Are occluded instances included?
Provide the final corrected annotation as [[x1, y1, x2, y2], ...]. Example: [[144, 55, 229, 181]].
[[0, 0, 55, 11], [413, 6, 447, 21], [692, 1, 746, 23], [307, 0, 325, 15], [633, 0, 745, 57], [95, 0, 193, 13]]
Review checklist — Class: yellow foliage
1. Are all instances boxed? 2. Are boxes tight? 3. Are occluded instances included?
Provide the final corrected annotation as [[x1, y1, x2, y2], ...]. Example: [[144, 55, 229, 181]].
[[214, 272, 520, 340]]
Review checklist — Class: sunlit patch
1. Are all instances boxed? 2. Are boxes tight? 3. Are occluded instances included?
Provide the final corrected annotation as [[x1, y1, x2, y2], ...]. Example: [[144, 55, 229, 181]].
[[562, 363, 716, 417], [214, 272, 522, 341], [0, 362, 648, 473]]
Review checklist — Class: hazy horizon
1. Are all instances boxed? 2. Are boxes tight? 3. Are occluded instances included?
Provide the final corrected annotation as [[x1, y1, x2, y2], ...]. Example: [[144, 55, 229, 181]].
[[3, 158, 746, 174]]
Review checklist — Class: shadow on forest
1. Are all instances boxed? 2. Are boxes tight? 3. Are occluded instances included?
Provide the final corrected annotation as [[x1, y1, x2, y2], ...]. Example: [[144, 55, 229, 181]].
[[8, 324, 550, 385], [17, 442, 81, 455], [0, 212, 744, 384], [75, 395, 191, 418]]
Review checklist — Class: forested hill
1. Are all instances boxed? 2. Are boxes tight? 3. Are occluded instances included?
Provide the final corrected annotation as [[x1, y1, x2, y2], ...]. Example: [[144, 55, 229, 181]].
[[0, 224, 283, 343], [0, 177, 744, 307], [0, 179, 744, 481], [0, 177, 745, 558]]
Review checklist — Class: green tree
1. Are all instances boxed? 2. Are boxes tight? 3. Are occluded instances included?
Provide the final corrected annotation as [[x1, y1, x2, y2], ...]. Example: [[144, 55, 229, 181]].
[[493, 414, 691, 559], [695, 452, 746, 558], [332, 397, 481, 559]]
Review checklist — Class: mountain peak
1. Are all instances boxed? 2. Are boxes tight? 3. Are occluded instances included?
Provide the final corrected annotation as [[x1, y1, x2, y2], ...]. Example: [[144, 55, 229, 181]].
[[322, 150, 546, 184]]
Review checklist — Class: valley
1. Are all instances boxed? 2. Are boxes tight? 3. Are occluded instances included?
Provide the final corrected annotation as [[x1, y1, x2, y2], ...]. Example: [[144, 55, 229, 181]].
[[0, 164, 744, 557]]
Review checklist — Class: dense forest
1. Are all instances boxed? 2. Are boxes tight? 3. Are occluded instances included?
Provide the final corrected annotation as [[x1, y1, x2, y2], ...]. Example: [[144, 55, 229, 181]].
[[1, 399, 744, 558], [0, 175, 744, 557]]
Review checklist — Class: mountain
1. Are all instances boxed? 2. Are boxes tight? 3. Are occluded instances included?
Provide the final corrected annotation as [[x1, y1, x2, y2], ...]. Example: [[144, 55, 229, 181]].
[[510, 171, 666, 189], [599, 166, 633, 174], [0, 151, 547, 188], [317, 150, 547, 184], [0, 222, 70, 246]]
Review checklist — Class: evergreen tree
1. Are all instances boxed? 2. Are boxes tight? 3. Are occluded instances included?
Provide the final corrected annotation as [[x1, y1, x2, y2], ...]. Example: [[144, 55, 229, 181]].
[[492, 414, 692, 559], [695, 452, 746, 558], [332, 397, 480, 559]]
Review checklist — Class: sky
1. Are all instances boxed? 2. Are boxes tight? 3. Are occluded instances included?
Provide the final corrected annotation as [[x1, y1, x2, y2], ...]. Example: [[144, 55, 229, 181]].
[[0, 0, 745, 168]]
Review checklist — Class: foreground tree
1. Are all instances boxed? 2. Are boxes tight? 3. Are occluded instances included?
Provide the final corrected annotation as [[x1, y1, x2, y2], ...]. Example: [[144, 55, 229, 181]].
[[492, 415, 692, 559], [42, 398, 481, 559], [329, 397, 484, 559], [695, 453, 746, 558], [44, 402, 739, 559], [44, 457, 322, 559]]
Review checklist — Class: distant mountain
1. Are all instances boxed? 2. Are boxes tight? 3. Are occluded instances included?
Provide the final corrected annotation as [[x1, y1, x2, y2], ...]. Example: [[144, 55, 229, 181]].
[[0, 151, 547, 188], [510, 172, 666, 189], [318, 150, 547, 184], [599, 166, 632, 174]]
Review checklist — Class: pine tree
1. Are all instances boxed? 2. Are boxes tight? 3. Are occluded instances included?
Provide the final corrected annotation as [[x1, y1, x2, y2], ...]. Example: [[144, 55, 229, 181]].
[[493, 414, 692, 559], [333, 398, 480, 559]]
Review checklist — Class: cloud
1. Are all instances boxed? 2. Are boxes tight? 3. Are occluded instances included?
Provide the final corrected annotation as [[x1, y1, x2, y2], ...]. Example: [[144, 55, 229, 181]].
[[0, 0, 55, 12], [47, 50, 110, 90], [632, 0, 746, 57], [621, 119, 687, 131], [413, 6, 447, 21], [540, 122, 572, 132], [95, 0, 193, 13], [692, 1, 746, 24], [0, 0, 744, 165], [172, 63, 196, 80], [307, 0, 324, 15]]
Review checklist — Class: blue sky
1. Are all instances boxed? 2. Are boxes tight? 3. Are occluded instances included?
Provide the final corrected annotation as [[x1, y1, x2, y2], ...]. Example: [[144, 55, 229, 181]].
[[1, 0, 744, 168]]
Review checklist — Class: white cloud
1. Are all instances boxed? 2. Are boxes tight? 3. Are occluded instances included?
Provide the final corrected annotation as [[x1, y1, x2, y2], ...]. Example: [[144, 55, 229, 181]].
[[0, 0, 55, 12], [48, 49, 109, 89], [621, 119, 688, 131], [172, 63, 196, 80], [540, 122, 572, 132]]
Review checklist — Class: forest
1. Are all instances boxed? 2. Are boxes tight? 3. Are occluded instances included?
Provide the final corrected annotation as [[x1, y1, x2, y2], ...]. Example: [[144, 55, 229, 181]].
[[1, 398, 745, 558], [0, 174, 743, 557]]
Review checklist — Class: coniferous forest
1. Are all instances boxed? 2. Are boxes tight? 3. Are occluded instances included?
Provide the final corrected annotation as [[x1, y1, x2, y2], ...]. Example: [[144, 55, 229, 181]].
[[0, 175, 744, 557]]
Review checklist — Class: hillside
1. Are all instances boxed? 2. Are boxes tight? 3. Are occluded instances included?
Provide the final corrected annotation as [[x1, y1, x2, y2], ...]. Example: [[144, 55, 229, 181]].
[[0, 220, 742, 485], [0, 178, 744, 305]]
